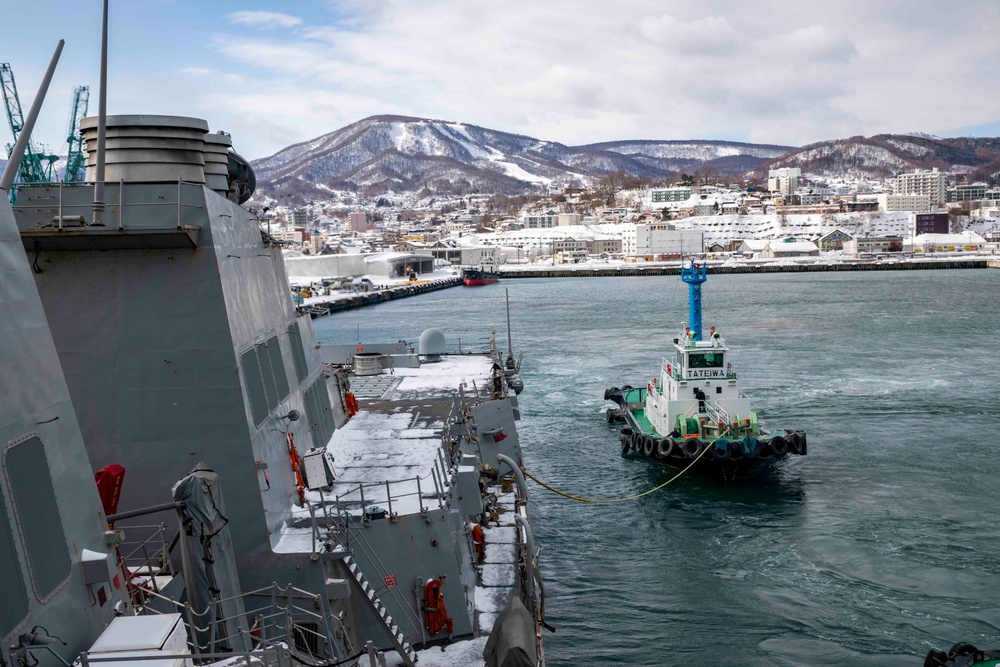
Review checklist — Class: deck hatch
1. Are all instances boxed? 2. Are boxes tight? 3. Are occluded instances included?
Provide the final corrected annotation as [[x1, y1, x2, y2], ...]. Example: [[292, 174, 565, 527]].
[[0, 470, 29, 640], [241, 347, 268, 426], [288, 322, 308, 384], [266, 335, 290, 403], [4, 436, 71, 601]]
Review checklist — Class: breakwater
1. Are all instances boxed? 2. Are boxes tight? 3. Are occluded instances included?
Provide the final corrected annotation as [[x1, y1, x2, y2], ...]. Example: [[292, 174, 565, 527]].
[[500, 258, 988, 278], [296, 276, 462, 316]]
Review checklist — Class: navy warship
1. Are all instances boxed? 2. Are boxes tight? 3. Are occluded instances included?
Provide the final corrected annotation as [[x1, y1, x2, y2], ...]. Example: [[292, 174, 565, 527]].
[[0, 19, 544, 667]]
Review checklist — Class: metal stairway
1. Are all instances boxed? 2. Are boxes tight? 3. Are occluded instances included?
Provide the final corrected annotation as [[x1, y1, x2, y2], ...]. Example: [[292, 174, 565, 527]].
[[343, 554, 418, 666]]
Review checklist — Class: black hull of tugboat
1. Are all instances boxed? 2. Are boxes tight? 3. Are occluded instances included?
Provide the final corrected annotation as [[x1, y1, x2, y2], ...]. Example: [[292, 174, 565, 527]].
[[616, 426, 807, 478]]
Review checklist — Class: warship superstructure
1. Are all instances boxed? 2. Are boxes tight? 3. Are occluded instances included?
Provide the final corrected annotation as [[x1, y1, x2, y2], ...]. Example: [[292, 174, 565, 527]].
[[1, 32, 544, 667]]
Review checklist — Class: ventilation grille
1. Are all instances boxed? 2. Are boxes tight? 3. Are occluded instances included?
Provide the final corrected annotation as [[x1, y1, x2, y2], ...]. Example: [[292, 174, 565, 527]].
[[241, 335, 292, 428], [241, 347, 268, 426], [5, 436, 71, 600], [0, 470, 28, 640], [288, 322, 308, 384]]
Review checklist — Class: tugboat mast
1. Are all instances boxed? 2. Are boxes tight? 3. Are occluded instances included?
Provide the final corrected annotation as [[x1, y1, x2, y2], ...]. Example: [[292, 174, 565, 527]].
[[680, 262, 708, 341]]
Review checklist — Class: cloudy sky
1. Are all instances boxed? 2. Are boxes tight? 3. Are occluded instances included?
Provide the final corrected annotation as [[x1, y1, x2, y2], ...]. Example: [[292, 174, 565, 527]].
[[2, 0, 998, 159]]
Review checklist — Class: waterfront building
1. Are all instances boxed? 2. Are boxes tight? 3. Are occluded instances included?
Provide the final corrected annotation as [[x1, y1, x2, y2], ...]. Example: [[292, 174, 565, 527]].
[[911, 212, 949, 235], [587, 237, 622, 255], [843, 237, 904, 256], [348, 210, 369, 232], [817, 229, 853, 251], [621, 223, 703, 257], [287, 208, 310, 226], [893, 169, 946, 205], [878, 193, 932, 212], [523, 211, 559, 228], [762, 238, 820, 258], [649, 187, 693, 203], [768, 167, 801, 196], [946, 183, 989, 203]]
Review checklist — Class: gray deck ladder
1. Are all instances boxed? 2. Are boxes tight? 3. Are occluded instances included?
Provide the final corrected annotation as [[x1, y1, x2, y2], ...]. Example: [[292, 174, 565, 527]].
[[343, 554, 418, 666]]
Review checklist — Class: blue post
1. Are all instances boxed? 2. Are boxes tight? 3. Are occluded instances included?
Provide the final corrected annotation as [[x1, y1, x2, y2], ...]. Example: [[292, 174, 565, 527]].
[[680, 263, 708, 340]]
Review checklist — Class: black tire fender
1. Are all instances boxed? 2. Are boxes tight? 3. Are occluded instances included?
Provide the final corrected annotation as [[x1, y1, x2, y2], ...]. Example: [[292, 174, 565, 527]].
[[656, 438, 674, 458], [682, 438, 701, 458], [710, 440, 731, 461], [643, 436, 656, 458], [770, 436, 789, 456]]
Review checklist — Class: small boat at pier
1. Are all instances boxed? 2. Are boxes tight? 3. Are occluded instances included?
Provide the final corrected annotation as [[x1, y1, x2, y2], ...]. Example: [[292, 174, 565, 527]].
[[462, 266, 500, 286], [604, 263, 807, 475]]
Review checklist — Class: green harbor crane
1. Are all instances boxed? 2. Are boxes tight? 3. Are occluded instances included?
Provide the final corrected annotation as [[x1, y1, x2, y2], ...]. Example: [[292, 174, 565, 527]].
[[1, 62, 59, 189], [63, 85, 89, 182]]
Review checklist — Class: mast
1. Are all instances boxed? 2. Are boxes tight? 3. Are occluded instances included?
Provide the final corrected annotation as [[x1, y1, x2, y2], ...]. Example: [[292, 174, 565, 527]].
[[680, 262, 707, 341], [505, 288, 514, 366], [92, 0, 109, 225], [0, 40, 64, 194]]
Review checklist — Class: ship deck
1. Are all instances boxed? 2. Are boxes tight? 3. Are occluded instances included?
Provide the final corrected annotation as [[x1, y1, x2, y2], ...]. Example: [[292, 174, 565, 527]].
[[275, 354, 495, 549]]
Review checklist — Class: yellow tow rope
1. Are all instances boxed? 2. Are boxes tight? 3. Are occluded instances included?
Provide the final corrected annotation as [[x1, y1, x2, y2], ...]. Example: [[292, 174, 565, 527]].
[[522, 436, 719, 503]]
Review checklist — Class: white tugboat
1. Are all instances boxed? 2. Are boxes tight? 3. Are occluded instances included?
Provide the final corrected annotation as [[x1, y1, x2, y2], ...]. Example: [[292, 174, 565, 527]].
[[604, 263, 807, 473]]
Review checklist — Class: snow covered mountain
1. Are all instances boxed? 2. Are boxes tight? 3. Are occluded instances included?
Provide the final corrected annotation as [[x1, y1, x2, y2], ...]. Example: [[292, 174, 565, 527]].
[[252, 115, 794, 200], [759, 134, 1000, 181]]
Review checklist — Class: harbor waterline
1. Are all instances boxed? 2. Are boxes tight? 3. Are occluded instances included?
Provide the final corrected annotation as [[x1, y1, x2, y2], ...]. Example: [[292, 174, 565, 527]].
[[315, 270, 1000, 666]]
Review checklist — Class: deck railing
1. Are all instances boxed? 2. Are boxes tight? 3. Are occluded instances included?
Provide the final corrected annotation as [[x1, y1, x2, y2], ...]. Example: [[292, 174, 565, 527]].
[[11, 179, 205, 232]]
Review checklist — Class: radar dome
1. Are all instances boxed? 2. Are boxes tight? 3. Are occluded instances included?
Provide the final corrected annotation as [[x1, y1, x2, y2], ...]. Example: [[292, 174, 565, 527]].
[[418, 329, 447, 362]]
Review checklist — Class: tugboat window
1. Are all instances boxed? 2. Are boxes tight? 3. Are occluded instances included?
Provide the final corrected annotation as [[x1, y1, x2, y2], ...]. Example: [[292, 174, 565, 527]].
[[688, 352, 724, 369]]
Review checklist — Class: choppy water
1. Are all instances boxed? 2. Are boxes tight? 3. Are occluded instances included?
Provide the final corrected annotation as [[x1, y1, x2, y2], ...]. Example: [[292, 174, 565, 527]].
[[315, 270, 1000, 666]]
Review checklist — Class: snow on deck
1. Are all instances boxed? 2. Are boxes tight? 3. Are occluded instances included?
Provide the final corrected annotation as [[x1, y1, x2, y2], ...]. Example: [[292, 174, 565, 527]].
[[387, 354, 494, 399], [321, 412, 445, 517], [321, 355, 493, 516]]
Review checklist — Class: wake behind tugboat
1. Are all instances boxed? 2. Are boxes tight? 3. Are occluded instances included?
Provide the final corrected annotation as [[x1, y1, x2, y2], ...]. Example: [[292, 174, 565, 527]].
[[604, 262, 807, 477]]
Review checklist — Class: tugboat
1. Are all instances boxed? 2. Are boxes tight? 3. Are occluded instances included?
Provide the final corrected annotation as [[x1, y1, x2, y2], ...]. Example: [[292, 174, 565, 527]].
[[462, 265, 500, 286], [604, 263, 807, 473]]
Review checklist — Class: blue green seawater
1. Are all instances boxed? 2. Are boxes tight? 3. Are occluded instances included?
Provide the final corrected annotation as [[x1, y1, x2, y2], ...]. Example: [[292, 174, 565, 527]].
[[314, 269, 1000, 666]]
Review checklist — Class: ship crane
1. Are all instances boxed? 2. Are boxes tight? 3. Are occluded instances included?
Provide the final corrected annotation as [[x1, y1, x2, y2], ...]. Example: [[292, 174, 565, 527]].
[[63, 85, 89, 182], [1, 62, 59, 194]]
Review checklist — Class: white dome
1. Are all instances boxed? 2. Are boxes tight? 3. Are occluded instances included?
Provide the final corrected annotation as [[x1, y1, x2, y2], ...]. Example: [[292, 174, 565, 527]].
[[418, 329, 447, 357]]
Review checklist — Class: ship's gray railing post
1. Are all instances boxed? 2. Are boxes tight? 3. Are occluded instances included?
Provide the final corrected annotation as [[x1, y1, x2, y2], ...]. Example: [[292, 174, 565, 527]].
[[118, 178, 124, 230], [514, 514, 536, 613], [496, 454, 527, 503]]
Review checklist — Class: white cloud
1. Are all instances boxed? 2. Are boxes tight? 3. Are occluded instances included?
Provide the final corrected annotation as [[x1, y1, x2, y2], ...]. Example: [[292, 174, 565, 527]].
[[172, 0, 1000, 158], [228, 11, 302, 29]]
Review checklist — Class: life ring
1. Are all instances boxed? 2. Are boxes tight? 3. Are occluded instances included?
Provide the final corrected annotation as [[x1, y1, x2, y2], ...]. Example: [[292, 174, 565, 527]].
[[656, 438, 674, 458], [710, 440, 731, 461], [681, 438, 702, 458], [788, 431, 806, 455], [643, 436, 656, 458], [770, 436, 789, 456]]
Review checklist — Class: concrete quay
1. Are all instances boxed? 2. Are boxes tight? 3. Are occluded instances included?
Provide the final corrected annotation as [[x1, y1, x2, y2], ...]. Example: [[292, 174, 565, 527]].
[[499, 259, 989, 278], [297, 276, 463, 316]]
